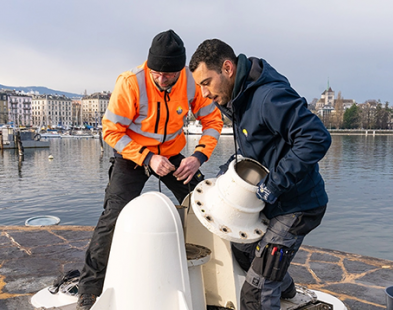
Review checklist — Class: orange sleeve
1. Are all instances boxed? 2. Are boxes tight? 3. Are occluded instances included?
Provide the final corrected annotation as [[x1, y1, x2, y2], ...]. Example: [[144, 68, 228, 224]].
[[102, 72, 151, 166]]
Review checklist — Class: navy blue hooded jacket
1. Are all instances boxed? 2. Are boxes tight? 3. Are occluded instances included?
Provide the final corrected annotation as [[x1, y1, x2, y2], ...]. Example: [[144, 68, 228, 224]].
[[218, 55, 331, 219]]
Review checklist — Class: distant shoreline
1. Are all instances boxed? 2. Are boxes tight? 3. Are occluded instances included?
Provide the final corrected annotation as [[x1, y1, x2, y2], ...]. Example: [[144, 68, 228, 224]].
[[328, 129, 393, 135]]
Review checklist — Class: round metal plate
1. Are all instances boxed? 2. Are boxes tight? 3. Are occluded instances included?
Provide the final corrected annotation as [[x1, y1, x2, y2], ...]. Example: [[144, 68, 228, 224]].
[[25, 215, 61, 226]]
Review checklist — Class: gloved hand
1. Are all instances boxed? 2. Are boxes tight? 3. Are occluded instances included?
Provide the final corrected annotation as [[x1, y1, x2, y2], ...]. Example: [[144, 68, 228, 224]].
[[256, 180, 277, 204], [216, 153, 243, 177]]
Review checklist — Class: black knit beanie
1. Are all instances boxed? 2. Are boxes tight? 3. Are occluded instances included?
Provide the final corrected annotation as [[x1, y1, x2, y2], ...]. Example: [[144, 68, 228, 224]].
[[147, 30, 186, 72]]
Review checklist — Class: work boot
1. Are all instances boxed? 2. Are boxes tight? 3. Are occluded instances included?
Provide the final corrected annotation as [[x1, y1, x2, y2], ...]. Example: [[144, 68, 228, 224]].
[[281, 280, 297, 299], [76, 294, 97, 310]]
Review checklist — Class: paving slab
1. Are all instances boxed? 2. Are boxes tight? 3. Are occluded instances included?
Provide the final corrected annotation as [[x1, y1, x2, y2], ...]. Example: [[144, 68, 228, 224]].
[[1, 226, 392, 310]]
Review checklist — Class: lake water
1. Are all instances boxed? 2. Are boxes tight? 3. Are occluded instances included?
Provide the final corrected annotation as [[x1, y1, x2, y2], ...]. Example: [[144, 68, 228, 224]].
[[1, 134, 392, 261]]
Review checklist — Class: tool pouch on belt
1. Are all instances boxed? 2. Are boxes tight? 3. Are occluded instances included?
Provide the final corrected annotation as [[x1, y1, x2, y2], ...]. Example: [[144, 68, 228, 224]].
[[259, 243, 294, 282]]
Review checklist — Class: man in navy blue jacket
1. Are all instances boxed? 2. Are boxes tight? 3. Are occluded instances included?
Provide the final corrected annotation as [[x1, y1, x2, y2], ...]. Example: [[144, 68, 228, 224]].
[[190, 39, 331, 310]]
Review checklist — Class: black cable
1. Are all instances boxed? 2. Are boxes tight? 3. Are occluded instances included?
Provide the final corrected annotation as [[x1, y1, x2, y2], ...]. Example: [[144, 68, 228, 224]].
[[187, 181, 191, 214], [232, 113, 239, 166]]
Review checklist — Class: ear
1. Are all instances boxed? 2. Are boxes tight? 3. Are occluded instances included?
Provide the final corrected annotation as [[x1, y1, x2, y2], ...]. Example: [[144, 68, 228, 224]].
[[222, 60, 235, 77]]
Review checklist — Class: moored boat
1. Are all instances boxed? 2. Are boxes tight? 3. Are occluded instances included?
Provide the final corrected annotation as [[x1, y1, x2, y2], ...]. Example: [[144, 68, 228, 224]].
[[40, 130, 62, 139], [187, 121, 233, 135], [0, 127, 50, 149], [60, 130, 93, 138]]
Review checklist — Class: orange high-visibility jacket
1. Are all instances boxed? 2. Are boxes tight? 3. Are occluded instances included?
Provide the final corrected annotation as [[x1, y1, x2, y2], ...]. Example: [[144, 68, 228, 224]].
[[102, 61, 223, 166]]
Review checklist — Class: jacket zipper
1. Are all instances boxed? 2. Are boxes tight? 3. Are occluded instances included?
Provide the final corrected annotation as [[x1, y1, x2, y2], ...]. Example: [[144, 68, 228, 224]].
[[154, 101, 161, 133], [163, 91, 170, 142]]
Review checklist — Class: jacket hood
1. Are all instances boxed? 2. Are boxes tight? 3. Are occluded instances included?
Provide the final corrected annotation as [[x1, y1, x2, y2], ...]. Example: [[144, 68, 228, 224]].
[[233, 54, 290, 100]]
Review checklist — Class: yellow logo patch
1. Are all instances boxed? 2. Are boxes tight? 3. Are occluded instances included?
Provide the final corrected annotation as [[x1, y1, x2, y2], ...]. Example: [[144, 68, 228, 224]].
[[242, 128, 248, 137], [176, 106, 183, 115]]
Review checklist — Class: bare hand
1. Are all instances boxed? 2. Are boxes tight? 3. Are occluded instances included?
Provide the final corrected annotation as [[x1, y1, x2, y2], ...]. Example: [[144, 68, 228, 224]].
[[173, 156, 201, 184], [149, 155, 175, 177]]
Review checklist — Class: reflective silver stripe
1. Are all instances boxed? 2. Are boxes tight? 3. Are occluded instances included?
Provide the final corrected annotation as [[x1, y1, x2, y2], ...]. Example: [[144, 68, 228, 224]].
[[114, 135, 132, 153], [194, 102, 216, 118], [167, 128, 183, 141], [185, 67, 196, 103], [129, 123, 183, 143], [104, 109, 132, 126], [129, 123, 163, 141], [202, 128, 220, 140], [131, 67, 149, 125]]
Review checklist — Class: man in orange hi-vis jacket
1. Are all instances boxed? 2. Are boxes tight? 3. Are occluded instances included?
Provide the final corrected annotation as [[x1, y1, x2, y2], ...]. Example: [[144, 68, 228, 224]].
[[76, 29, 223, 310]]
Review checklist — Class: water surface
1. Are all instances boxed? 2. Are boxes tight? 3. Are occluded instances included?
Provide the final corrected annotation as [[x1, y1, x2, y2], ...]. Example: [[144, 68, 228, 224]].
[[1, 135, 392, 261]]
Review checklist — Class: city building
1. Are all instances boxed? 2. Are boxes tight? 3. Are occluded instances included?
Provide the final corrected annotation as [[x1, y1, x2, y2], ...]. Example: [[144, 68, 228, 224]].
[[31, 94, 72, 128], [3, 90, 32, 127], [81, 91, 110, 127], [0, 91, 8, 125], [310, 85, 356, 129], [72, 99, 82, 127]]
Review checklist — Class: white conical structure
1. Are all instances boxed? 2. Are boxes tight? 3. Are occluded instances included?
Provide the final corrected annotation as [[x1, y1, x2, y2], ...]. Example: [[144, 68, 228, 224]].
[[92, 191, 193, 310], [191, 157, 269, 243]]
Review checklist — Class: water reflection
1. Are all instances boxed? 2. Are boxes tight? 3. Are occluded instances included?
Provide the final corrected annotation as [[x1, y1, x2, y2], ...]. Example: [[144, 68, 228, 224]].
[[0, 135, 392, 261]]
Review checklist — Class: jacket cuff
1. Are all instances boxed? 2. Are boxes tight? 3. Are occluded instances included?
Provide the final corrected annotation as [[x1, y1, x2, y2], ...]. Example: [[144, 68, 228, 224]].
[[143, 152, 154, 166], [192, 151, 208, 165]]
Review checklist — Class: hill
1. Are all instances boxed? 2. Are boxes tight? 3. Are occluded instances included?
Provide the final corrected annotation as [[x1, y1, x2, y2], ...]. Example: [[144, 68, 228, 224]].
[[0, 84, 82, 98]]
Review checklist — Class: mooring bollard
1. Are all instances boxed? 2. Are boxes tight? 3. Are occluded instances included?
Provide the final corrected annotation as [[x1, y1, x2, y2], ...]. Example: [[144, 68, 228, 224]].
[[15, 131, 24, 156], [99, 130, 104, 152]]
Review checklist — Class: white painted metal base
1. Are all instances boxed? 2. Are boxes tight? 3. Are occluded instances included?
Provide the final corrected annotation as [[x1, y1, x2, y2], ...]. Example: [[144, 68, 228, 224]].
[[186, 243, 211, 310], [31, 190, 347, 310], [92, 191, 192, 310], [191, 157, 270, 243]]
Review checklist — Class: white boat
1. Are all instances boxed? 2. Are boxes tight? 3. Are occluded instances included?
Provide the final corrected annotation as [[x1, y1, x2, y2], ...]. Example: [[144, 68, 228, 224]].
[[221, 126, 234, 135], [60, 130, 93, 138], [187, 121, 233, 135], [0, 127, 50, 149], [40, 130, 62, 139]]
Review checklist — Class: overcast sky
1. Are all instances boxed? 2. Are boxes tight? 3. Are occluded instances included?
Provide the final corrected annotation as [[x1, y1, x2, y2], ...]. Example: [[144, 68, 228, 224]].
[[1, 0, 392, 104]]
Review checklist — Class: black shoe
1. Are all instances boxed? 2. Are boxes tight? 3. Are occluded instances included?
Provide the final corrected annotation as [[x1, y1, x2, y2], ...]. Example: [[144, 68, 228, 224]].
[[281, 280, 296, 299], [76, 294, 97, 310]]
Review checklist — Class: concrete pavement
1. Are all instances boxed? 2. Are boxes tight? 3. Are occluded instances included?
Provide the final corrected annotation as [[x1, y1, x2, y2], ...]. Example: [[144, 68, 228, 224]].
[[1, 226, 392, 310]]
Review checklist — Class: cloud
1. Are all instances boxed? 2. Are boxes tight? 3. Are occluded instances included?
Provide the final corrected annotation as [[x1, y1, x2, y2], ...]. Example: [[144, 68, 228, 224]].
[[1, 0, 392, 103]]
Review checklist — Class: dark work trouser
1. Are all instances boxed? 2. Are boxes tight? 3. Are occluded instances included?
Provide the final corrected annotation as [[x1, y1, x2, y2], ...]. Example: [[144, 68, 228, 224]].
[[78, 154, 203, 296], [237, 205, 326, 310]]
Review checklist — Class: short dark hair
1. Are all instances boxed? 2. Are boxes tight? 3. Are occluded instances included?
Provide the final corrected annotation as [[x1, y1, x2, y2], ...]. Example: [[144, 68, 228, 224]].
[[189, 39, 237, 73]]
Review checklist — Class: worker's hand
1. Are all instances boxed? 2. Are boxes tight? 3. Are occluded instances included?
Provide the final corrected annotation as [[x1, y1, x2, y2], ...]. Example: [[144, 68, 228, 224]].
[[173, 156, 201, 184], [149, 155, 175, 177], [256, 180, 277, 204]]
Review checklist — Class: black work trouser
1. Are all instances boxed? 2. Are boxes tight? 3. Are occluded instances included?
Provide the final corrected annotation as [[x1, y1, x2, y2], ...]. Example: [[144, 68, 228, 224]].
[[78, 154, 204, 296]]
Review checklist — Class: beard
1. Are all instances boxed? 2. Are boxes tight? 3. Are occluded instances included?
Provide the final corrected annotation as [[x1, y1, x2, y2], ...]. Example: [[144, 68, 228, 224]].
[[216, 74, 233, 105]]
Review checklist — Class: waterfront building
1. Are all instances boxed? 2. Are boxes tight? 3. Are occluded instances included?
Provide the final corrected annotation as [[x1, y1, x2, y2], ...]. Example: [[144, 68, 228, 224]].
[[315, 87, 356, 113], [81, 91, 110, 127], [72, 99, 82, 127], [2, 90, 32, 127], [31, 94, 72, 128], [0, 91, 8, 125], [311, 86, 356, 129]]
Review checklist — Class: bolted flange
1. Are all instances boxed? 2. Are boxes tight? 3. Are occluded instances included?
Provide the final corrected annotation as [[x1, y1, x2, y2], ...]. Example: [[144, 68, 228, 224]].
[[191, 157, 270, 243]]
